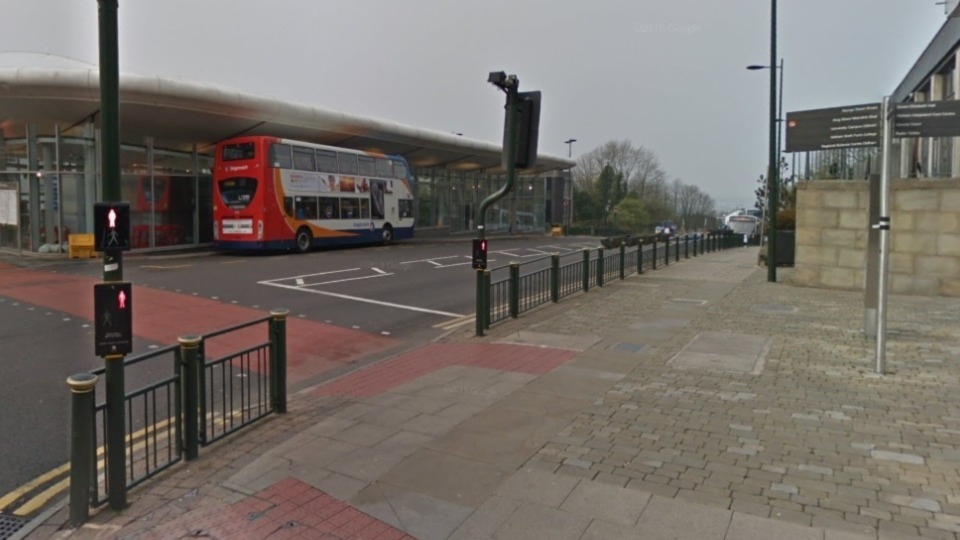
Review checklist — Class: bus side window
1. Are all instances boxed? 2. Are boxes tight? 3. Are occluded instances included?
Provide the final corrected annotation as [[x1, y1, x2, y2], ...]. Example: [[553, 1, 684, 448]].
[[284, 197, 294, 217], [316, 150, 338, 173], [292, 146, 317, 171], [359, 155, 377, 177], [338, 153, 358, 175], [269, 143, 293, 169], [319, 197, 338, 219]]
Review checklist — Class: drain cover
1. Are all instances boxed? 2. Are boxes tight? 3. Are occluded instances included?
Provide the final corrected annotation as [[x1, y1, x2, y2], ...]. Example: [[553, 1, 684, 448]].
[[668, 331, 771, 375], [0, 514, 28, 540], [613, 342, 648, 353]]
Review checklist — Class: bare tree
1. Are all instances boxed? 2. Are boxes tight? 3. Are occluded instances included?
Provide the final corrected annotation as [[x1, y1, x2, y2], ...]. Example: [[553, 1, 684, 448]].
[[572, 139, 666, 198]]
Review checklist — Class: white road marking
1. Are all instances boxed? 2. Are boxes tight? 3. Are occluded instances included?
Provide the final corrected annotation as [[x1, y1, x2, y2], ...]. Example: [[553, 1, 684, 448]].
[[260, 267, 361, 284], [428, 260, 443, 267], [295, 278, 305, 285], [303, 273, 393, 286], [399, 255, 460, 264], [258, 281, 464, 317], [371, 267, 388, 274]]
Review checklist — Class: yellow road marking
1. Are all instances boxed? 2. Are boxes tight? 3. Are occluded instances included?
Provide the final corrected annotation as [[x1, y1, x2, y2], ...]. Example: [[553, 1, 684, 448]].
[[2, 407, 254, 515], [0, 463, 69, 510], [13, 477, 69, 516]]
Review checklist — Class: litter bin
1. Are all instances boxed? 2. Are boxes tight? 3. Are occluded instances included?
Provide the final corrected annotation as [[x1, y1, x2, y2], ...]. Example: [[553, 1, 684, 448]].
[[775, 230, 795, 266]]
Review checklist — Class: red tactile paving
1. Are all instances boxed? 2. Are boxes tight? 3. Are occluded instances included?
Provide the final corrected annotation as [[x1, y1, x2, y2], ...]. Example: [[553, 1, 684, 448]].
[[315, 342, 577, 398], [151, 477, 414, 539], [0, 266, 398, 385]]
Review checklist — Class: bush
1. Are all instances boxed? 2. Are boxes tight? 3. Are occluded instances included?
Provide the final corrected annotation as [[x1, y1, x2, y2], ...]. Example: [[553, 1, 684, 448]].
[[777, 208, 796, 230]]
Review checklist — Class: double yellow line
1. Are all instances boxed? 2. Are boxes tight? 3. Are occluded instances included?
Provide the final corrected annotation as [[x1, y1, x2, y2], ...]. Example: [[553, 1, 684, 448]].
[[0, 409, 249, 517]]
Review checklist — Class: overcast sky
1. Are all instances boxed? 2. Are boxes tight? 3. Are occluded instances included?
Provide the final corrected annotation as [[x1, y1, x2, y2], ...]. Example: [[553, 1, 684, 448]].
[[0, 0, 950, 210]]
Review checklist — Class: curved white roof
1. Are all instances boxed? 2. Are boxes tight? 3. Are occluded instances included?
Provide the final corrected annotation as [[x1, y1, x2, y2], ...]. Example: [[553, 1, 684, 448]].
[[0, 59, 574, 174]]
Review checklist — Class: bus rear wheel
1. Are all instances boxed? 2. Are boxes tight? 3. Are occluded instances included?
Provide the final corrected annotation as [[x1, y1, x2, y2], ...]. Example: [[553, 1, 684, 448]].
[[295, 227, 313, 253], [381, 224, 394, 245]]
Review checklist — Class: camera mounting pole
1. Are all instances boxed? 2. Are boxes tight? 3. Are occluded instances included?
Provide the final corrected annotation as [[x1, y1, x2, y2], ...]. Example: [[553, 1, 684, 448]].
[[477, 71, 521, 242], [475, 71, 520, 337]]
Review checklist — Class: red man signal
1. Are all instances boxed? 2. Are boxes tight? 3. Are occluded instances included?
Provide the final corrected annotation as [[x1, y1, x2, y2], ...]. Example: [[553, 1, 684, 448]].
[[472, 239, 488, 270], [94, 201, 131, 252]]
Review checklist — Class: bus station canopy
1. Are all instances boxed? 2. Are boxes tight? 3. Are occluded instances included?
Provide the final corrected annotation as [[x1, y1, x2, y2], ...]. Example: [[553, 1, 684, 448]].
[[0, 53, 574, 174]]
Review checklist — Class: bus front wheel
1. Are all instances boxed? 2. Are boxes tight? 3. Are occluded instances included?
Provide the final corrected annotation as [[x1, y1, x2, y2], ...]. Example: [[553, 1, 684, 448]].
[[295, 227, 313, 253], [381, 224, 394, 245]]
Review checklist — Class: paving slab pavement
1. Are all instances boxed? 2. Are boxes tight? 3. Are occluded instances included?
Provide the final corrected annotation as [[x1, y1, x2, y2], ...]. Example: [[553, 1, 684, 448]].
[[20, 245, 960, 540]]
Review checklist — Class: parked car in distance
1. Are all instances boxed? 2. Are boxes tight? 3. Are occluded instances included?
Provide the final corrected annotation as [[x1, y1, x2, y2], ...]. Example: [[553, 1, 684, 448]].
[[655, 221, 676, 236]]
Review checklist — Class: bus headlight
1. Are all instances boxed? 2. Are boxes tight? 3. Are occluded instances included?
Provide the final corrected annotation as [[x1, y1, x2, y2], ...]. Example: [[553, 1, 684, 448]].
[[257, 220, 264, 240], [213, 220, 219, 240]]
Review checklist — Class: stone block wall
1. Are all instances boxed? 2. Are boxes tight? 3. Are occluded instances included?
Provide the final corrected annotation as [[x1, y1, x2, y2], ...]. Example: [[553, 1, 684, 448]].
[[794, 178, 960, 297]]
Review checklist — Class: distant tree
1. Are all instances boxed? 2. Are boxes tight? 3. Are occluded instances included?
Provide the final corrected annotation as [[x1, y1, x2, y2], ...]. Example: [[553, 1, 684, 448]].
[[571, 139, 716, 232], [613, 195, 648, 232], [573, 139, 665, 198]]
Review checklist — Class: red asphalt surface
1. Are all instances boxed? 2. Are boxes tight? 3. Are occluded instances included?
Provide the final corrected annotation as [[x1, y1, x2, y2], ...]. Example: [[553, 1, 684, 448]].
[[154, 477, 414, 540], [0, 262, 398, 385]]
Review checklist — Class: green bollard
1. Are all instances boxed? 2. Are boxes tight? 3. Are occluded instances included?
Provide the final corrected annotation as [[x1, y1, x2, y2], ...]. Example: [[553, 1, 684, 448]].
[[270, 309, 289, 414], [597, 248, 605, 287], [664, 238, 669, 267], [179, 335, 202, 461], [619, 243, 626, 280], [638, 242, 644, 274], [509, 262, 520, 318], [652, 238, 658, 270], [551, 255, 560, 302], [685, 235, 689, 259], [68, 373, 98, 526], [676, 236, 681, 262], [582, 248, 590, 292]]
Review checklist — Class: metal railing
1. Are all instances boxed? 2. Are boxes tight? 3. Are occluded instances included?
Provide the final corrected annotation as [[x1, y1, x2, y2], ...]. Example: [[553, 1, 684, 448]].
[[480, 231, 737, 330], [70, 310, 288, 523]]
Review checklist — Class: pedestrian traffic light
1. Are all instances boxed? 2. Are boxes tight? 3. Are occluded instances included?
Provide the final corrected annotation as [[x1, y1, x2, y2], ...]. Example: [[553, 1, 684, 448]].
[[94, 202, 131, 252], [472, 238, 488, 269], [94, 282, 133, 356]]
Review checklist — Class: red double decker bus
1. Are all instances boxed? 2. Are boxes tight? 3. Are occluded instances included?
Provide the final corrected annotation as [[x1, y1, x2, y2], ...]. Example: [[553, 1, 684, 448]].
[[212, 136, 415, 251]]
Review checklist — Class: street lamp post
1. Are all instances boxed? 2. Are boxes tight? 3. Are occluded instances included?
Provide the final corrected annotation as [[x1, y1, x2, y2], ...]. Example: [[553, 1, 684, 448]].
[[746, 0, 778, 282], [747, 58, 785, 248], [563, 139, 576, 234]]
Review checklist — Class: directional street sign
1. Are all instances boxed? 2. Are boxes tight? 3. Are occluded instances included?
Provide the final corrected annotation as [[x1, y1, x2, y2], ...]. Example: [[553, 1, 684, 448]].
[[785, 103, 882, 152], [893, 101, 960, 138], [94, 282, 133, 357]]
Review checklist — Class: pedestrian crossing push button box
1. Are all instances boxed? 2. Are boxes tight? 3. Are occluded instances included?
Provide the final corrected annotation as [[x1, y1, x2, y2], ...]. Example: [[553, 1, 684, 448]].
[[94, 282, 133, 357]]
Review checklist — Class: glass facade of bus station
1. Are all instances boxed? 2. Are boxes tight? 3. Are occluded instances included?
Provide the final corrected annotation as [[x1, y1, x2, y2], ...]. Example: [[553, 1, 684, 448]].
[[0, 119, 567, 254]]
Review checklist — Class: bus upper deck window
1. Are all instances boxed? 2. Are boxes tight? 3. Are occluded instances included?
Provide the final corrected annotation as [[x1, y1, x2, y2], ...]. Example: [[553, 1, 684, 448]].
[[268, 144, 293, 169], [338, 153, 358, 175]]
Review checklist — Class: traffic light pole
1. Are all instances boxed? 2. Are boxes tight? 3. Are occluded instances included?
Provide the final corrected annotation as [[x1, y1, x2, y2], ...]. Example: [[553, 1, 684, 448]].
[[99, 0, 126, 510], [476, 73, 521, 337]]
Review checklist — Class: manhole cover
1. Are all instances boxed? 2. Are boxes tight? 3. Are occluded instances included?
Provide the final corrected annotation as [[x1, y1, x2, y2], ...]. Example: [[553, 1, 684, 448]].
[[613, 342, 648, 353], [0, 514, 28, 540], [668, 331, 771, 375], [751, 304, 797, 314]]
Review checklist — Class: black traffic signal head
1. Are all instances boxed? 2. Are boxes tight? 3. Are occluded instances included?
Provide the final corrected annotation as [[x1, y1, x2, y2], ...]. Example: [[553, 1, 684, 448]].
[[472, 238, 488, 270], [94, 202, 131, 252]]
